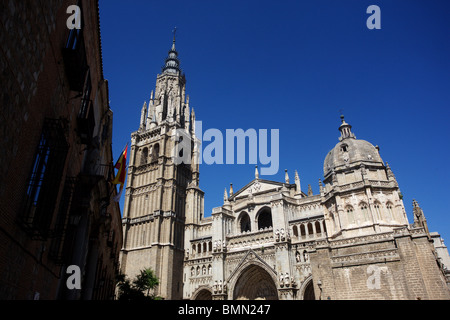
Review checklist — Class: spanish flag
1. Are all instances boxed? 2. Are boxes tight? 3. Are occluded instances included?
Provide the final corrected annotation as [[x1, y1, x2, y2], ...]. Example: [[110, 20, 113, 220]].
[[112, 144, 128, 202]]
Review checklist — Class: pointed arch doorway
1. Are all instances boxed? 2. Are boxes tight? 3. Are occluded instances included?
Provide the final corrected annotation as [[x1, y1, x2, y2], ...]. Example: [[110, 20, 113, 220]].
[[233, 264, 278, 300]]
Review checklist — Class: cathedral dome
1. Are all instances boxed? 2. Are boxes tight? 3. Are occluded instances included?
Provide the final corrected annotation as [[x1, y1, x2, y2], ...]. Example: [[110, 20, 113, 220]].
[[323, 116, 383, 176]]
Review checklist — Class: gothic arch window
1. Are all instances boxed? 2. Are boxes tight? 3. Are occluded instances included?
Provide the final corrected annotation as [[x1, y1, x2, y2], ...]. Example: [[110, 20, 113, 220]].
[[239, 212, 251, 233], [386, 202, 394, 221], [152, 143, 160, 162], [374, 201, 382, 221], [315, 221, 321, 235], [208, 241, 212, 252], [307, 222, 313, 235], [293, 225, 298, 237], [257, 207, 273, 230], [141, 147, 148, 165], [359, 202, 370, 221], [300, 224, 306, 239], [346, 205, 355, 225]]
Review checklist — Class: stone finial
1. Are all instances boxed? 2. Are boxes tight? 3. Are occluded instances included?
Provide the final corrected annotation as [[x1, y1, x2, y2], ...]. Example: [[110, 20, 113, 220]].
[[295, 170, 301, 195], [223, 188, 228, 202], [285, 169, 290, 184], [229, 183, 233, 197], [255, 165, 259, 179], [308, 184, 313, 196], [140, 101, 147, 129], [386, 162, 396, 180]]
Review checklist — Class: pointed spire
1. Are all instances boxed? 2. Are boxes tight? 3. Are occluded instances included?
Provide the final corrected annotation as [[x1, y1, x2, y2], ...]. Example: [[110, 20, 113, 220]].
[[307, 184, 313, 196], [385, 162, 396, 180], [294, 170, 301, 195], [140, 101, 147, 129], [413, 199, 430, 235], [162, 28, 181, 75], [319, 179, 324, 194], [190, 107, 196, 135], [255, 165, 259, 179], [338, 114, 356, 141], [229, 183, 233, 197], [172, 26, 177, 50], [149, 109, 157, 129], [224, 188, 228, 202], [285, 169, 290, 184]]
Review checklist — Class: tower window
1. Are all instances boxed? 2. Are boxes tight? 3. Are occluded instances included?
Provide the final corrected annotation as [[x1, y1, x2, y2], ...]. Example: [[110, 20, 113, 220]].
[[141, 147, 148, 165], [257, 207, 273, 230], [152, 144, 160, 162], [340, 144, 348, 152], [346, 206, 355, 225], [239, 212, 251, 233]]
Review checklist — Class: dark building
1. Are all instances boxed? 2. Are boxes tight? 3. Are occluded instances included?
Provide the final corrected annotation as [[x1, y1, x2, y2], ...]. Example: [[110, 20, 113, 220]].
[[0, 0, 122, 299]]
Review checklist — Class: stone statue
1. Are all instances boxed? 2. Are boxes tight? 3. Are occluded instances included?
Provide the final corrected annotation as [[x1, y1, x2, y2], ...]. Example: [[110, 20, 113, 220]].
[[284, 273, 290, 287], [291, 277, 296, 287], [295, 251, 301, 262]]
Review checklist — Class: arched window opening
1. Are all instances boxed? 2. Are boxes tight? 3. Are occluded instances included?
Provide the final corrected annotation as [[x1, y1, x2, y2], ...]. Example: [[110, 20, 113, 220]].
[[141, 147, 148, 165], [386, 202, 394, 221], [293, 225, 298, 237], [152, 143, 160, 162], [307, 222, 313, 236], [315, 221, 321, 235], [374, 202, 382, 221], [239, 212, 251, 233], [300, 224, 306, 239], [346, 206, 355, 224], [360, 202, 370, 221], [257, 207, 273, 230]]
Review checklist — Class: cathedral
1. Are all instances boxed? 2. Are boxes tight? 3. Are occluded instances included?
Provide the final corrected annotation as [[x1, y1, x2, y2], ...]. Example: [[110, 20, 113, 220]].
[[119, 37, 450, 300]]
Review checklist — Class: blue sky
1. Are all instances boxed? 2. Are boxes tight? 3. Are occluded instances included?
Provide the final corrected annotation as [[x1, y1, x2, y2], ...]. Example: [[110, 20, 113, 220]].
[[99, 0, 450, 242]]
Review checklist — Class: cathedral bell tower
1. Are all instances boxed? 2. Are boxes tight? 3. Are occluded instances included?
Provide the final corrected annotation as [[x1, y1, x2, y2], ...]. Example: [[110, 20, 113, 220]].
[[120, 33, 198, 299]]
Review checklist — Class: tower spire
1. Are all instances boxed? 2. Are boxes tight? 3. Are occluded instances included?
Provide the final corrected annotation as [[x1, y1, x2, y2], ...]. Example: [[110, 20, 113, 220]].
[[338, 114, 356, 141], [162, 28, 181, 75], [172, 27, 177, 50]]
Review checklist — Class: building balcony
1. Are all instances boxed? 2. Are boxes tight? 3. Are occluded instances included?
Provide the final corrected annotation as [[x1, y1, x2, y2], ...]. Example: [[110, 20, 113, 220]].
[[77, 98, 95, 144]]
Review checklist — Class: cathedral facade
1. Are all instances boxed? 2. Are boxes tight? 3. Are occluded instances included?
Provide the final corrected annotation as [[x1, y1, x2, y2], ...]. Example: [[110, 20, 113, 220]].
[[119, 38, 450, 300]]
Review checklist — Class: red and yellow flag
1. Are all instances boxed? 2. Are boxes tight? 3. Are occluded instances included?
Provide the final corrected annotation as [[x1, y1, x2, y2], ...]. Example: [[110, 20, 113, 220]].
[[112, 144, 128, 201]]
